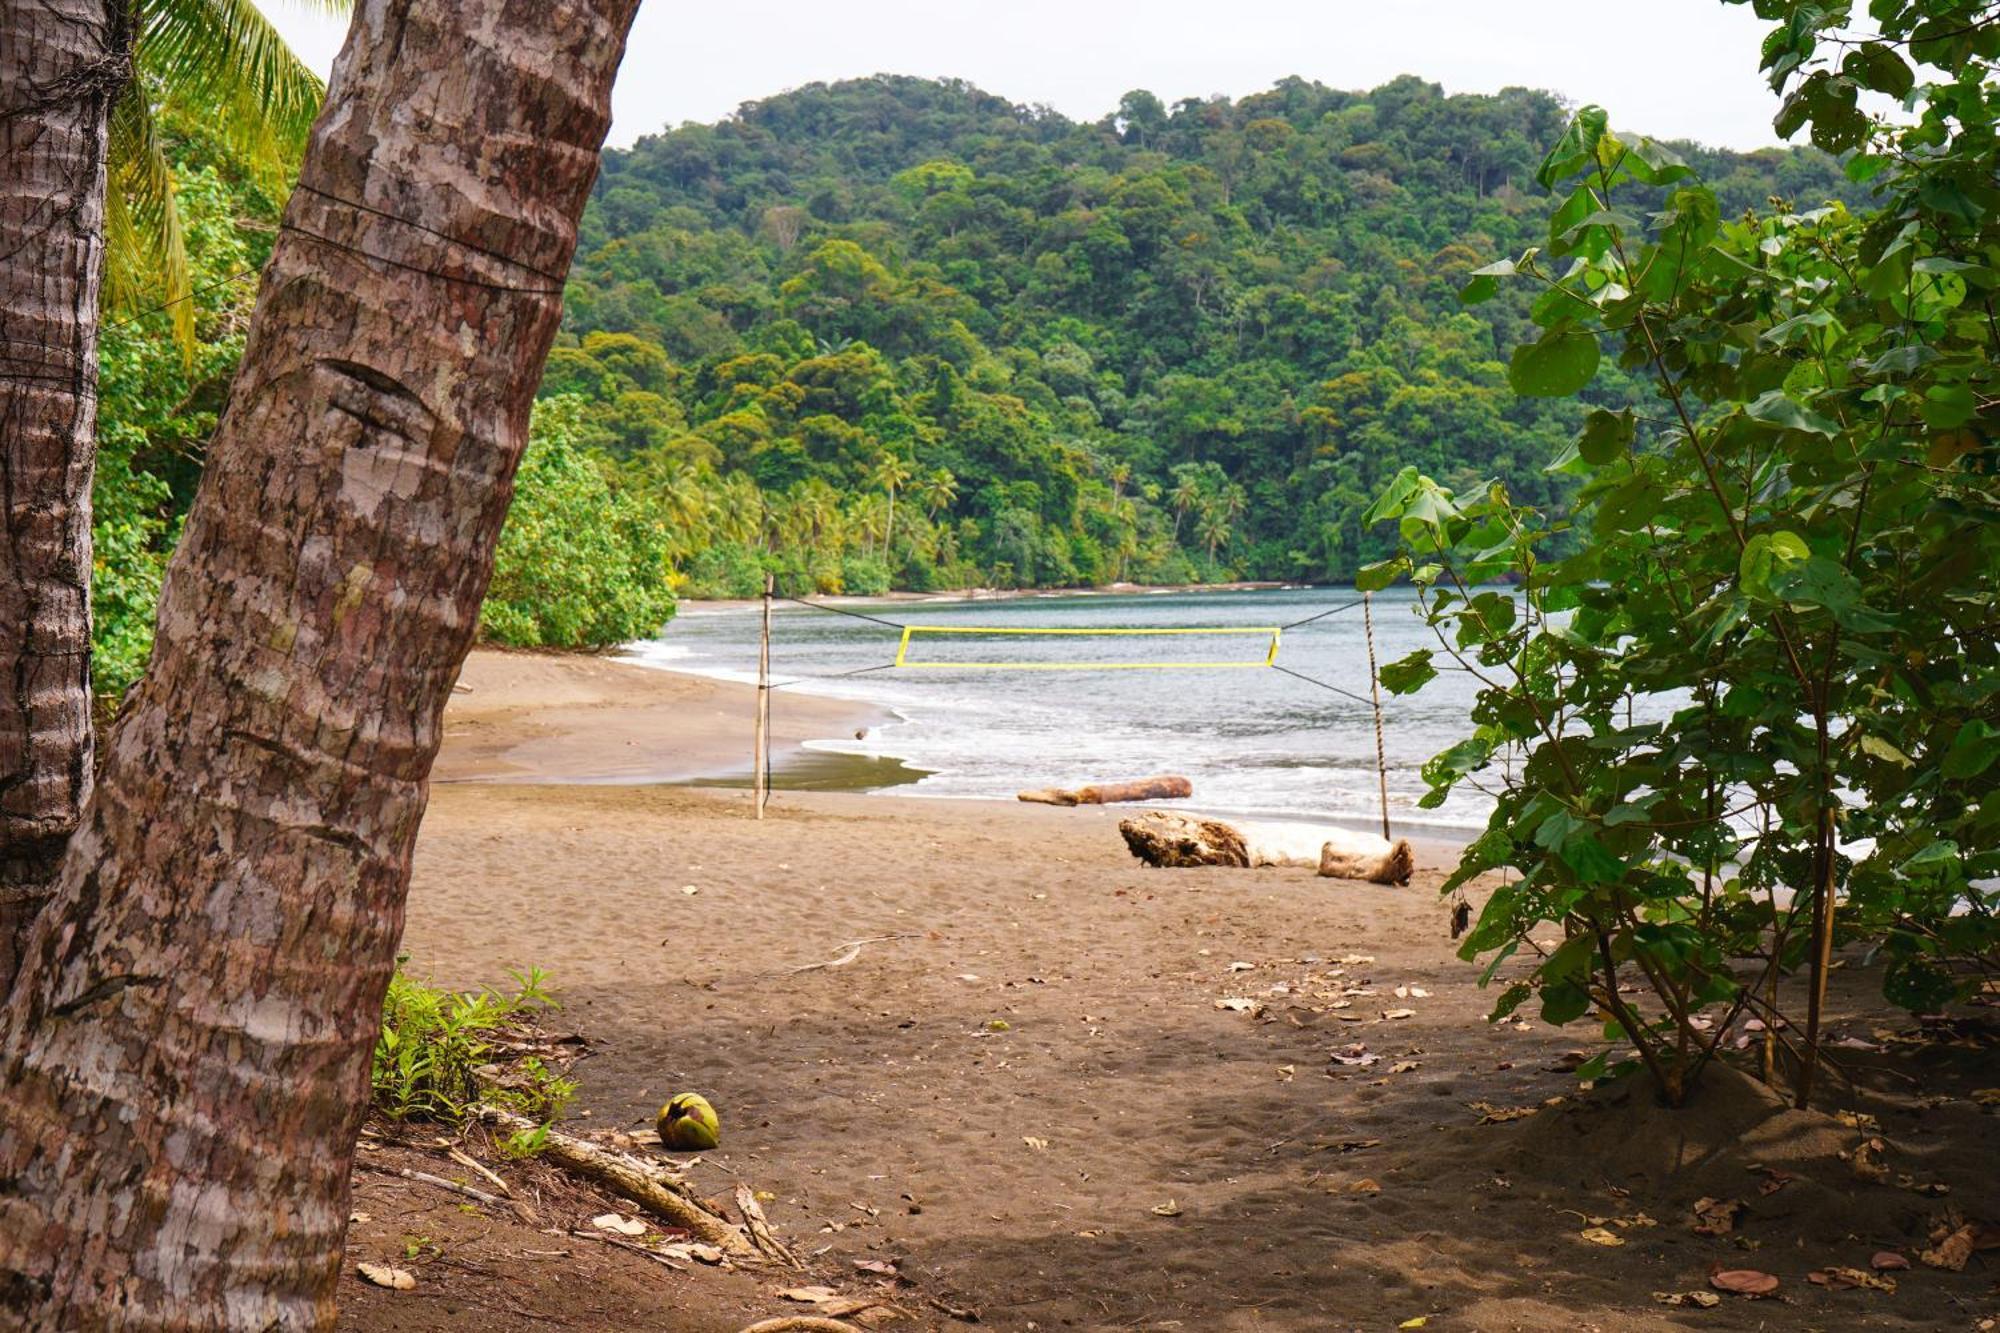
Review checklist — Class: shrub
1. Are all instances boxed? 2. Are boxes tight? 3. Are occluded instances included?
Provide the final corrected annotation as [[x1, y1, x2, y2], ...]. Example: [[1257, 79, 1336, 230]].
[[372, 963, 577, 1125]]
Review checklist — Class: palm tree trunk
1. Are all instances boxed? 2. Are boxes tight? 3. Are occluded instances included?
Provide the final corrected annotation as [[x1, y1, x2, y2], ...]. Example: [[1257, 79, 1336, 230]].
[[0, 0, 638, 1325], [0, 0, 129, 990]]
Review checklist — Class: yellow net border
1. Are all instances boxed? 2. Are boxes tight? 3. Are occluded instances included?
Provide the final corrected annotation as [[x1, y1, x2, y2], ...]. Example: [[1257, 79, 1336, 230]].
[[891, 623, 1284, 671]]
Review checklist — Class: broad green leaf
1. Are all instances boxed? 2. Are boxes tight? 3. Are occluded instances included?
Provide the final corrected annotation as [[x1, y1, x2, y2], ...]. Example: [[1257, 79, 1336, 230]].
[[1508, 330, 1600, 397], [1943, 721, 2000, 781], [1738, 530, 1810, 600], [1378, 649, 1437, 695], [1745, 389, 1837, 436], [1576, 409, 1634, 466]]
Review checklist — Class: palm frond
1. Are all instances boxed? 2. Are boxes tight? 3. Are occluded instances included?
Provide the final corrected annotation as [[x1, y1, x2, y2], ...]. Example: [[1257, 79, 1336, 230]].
[[107, 83, 194, 359], [137, 0, 334, 194]]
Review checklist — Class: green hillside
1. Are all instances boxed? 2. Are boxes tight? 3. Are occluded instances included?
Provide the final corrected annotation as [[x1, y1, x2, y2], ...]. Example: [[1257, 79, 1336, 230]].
[[550, 73, 1859, 597]]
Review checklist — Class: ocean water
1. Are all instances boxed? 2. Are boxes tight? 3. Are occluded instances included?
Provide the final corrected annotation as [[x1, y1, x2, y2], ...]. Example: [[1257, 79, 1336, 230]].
[[625, 587, 1494, 834]]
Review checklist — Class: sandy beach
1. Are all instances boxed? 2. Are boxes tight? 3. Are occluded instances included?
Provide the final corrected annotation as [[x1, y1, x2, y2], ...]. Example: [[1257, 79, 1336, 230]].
[[338, 650, 2000, 1333]]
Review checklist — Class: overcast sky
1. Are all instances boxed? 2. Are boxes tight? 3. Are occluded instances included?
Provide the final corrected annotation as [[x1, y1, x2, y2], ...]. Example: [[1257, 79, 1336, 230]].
[[268, 1, 1794, 151]]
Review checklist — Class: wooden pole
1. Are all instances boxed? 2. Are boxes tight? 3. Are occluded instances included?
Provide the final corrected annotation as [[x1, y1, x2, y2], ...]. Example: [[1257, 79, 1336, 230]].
[[1364, 591, 1391, 841], [754, 573, 773, 819]]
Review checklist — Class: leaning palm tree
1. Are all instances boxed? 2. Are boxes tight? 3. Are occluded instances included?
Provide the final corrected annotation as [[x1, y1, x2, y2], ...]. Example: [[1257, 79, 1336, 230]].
[[0, 0, 338, 982], [868, 450, 914, 561]]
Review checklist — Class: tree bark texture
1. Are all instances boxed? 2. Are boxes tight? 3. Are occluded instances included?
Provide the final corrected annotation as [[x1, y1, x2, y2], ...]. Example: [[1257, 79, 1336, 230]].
[[0, 0, 639, 1326], [0, 0, 127, 990]]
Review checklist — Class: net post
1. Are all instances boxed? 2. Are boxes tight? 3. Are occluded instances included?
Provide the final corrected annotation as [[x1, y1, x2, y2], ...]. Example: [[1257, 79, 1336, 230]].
[[1364, 591, 1391, 841], [754, 572, 773, 820]]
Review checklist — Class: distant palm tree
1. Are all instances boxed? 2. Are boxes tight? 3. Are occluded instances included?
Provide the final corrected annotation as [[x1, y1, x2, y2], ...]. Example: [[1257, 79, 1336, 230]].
[[916, 467, 958, 519], [1169, 472, 1203, 540], [868, 451, 914, 560]]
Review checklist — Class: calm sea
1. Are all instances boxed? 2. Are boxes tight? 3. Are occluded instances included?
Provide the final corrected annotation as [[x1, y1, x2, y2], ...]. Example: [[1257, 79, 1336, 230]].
[[626, 587, 1492, 834]]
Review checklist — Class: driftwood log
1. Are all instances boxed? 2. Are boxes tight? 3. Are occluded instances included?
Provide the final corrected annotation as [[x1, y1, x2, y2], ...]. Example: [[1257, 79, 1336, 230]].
[[1119, 811, 1414, 885], [1019, 775, 1193, 806], [479, 1107, 765, 1260]]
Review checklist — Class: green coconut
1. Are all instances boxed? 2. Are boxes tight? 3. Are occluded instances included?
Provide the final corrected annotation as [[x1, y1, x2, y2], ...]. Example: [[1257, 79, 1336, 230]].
[[657, 1092, 721, 1151]]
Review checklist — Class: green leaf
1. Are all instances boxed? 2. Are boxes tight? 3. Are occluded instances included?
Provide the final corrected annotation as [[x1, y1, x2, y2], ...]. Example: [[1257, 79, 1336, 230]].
[[1508, 330, 1600, 397], [1576, 409, 1634, 466], [1738, 530, 1810, 601], [1841, 42, 1914, 98], [1921, 383, 1976, 430], [1354, 556, 1408, 593], [1560, 834, 1625, 885], [1943, 721, 2000, 781], [1859, 735, 1913, 768], [1745, 389, 1837, 437], [1536, 105, 1609, 188], [1378, 649, 1437, 695]]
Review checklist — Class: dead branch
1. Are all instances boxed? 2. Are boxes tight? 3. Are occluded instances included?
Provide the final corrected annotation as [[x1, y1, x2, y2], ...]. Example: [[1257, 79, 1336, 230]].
[[448, 1146, 515, 1198], [358, 1161, 515, 1212], [786, 934, 920, 975], [567, 1227, 689, 1272], [478, 1107, 759, 1259], [734, 1183, 800, 1267]]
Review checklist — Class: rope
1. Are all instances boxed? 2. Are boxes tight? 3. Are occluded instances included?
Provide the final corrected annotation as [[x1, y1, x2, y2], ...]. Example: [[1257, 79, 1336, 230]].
[[1280, 597, 1364, 630], [1364, 591, 1392, 840], [777, 595, 909, 630], [766, 662, 899, 691], [1268, 664, 1374, 708]]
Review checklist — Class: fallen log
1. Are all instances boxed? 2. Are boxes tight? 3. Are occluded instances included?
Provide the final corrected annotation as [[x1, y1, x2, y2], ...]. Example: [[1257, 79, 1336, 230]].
[[1019, 774, 1192, 806], [478, 1107, 762, 1260], [1117, 811, 1249, 866], [1119, 811, 1414, 885]]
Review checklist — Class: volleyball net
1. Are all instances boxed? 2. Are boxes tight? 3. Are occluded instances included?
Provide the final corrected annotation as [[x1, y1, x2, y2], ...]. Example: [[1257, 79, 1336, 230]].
[[890, 623, 1284, 671]]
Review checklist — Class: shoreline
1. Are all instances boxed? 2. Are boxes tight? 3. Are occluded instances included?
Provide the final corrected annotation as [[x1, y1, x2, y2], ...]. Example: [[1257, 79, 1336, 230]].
[[675, 578, 1306, 615], [439, 647, 1476, 855]]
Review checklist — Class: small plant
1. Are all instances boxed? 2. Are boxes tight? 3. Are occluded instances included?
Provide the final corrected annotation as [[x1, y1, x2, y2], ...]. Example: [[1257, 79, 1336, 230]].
[[371, 961, 577, 1127]]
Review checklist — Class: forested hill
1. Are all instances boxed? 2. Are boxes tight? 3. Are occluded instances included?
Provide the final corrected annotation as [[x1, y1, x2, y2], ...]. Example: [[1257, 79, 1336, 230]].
[[550, 74, 1859, 596]]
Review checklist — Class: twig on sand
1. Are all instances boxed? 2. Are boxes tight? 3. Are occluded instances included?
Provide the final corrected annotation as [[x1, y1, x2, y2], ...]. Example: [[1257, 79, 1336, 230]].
[[735, 1319, 864, 1333], [358, 1161, 516, 1212], [448, 1146, 516, 1198], [567, 1226, 690, 1272], [785, 934, 920, 975], [735, 1183, 800, 1267]]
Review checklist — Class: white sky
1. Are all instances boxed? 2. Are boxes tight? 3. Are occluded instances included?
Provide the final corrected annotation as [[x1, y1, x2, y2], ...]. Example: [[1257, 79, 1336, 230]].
[[268, 1, 1795, 151]]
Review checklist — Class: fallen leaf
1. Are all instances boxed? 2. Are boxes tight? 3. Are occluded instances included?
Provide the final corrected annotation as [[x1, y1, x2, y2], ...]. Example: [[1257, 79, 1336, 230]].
[[1809, 1266, 1896, 1292], [1215, 997, 1263, 1015], [356, 1263, 416, 1291], [1228, 961, 1256, 972], [1331, 1043, 1379, 1067], [681, 885, 700, 896], [590, 1213, 647, 1237], [1022, 1136, 1049, 1151], [1398, 1319, 1428, 1330], [1350, 1178, 1382, 1195], [348, 1211, 372, 1225], [1690, 1196, 1746, 1236], [781, 1286, 844, 1304], [1871, 1250, 1910, 1271], [854, 1258, 899, 1277], [1754, 1167, 1795, 1196], [1847, 1136, 1890, 1183], [1382, 1008, 1416, 1021], [1469, 1101, 1538, 1124], [1652, 1290, 1721, 1308], [1151, 1199, 1183, 1217], [1276, 1064, 1296, 1081], [1579, 1227, 1625, 1247], [1709, 1267, 1780, 1297], [1390, 1060, 1421, 1074], [1921, 1223, 1977, 1271]]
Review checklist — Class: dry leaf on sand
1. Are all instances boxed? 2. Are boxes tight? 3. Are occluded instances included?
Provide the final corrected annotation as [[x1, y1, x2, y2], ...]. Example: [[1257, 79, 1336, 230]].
[[1709, 1267, 1780, 1297], [1690, 1196, 1746, 1236], [1652, 1290, 1721, 1308], [356, 1263, 416, 1291], [1809, 1266, 1896, 1292], [1921, 1223, 1977, 1271], [1871, 1250, 1910, 1271], [590, 1212, 647, 1237], [1151, 1199, 1184, 1217], [1578, 1227, 1625, 1247]]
